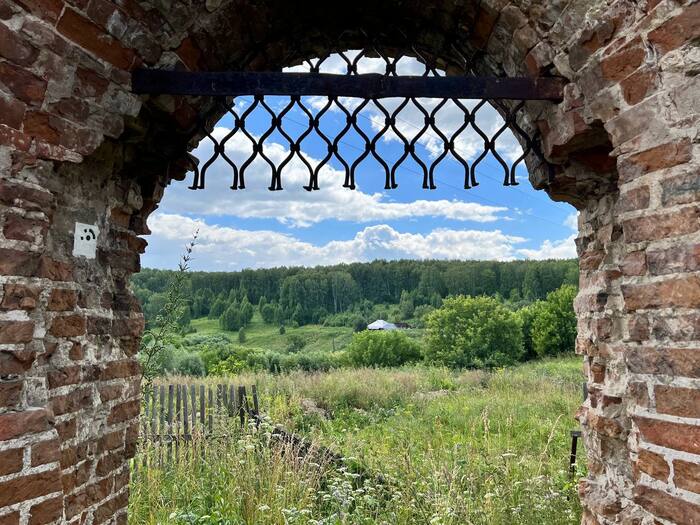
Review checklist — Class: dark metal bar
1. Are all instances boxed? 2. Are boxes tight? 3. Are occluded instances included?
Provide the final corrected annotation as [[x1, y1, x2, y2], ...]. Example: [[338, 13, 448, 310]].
[[132, 70, 565, 101]]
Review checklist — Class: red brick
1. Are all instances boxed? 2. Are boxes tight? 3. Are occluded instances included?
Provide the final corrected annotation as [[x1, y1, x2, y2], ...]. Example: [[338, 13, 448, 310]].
[[635, 449, 669, 482], [0, 512, 19, 525], [0, 379, 22, 407], [30, 438, 60, 466], [47, 365, 81, 389], [54, 417, 76, 441], [23, 111, 59, 143], [623, 206, 700, 243], [661, 171, 700, 207], [13, 0, 63, 22], [0, 92, 26, 129], [626, 347, 700, 378], [37, 256, 73, 281], [64, 477, 113, 519], [57, 8, 136, 69], [674, 459, 700, 494], [0, 180, 53, 209], [47, 288, 78, 311], [97, 429, 124, 453], [620, 68, 656, 105], [0, 22, 38, 66], [28, 495, 62, 525], [619, 138, 693, 183], [0, 447, 22, 476], [648, 3, 700, 55], [0, 468, 61, 507], [622, 275, 700, 311], [652, 313, 700, 342], [590, 362, 605, 383], [647, 243, 700, 276], [629, 382, 650, 408], [175, 36, 201, 70], [655, 385, 700, 419], [0, 348, 35, 374], [93, 490, 129, 524], [73, 67, 109, 98], [107, 399, 139, 424], [98, 384, 123, 403], [51, 386, 93, 416], [49, 314, 86, 337], [600, 36, 645, 82], [1, 283, 39, 310], [634, 416, 700, 455], [0, 320, 34, 343], [3, 213, 47, 242], [100, 359, 140, 380], [634, 485, 700, 525], [0, 61, 47, 104], [621, 251, 646, 276], [96, 449, 123, 476], [617, 185, 649, 213]]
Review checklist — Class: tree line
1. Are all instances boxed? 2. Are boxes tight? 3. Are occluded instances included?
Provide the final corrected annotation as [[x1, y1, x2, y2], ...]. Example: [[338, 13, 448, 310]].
[[133, 259, 578, 328]]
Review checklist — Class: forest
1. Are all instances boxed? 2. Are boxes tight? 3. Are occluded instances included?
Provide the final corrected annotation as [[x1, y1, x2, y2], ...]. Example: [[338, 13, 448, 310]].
[[133, 258, 578, 329]]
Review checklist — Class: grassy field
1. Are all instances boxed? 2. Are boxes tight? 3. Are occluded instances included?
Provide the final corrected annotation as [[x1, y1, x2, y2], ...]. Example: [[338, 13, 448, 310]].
[[189, 314, 358, 354], [130, 357, 585, 524]]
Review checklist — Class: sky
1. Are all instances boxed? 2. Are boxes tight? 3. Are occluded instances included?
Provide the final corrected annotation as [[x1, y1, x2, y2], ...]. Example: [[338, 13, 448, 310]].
[[142, 53, 578, 271]]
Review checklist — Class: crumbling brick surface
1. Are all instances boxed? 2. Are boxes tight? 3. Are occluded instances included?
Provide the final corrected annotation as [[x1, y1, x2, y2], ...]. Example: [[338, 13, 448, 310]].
[[0, 0, 698, 523]]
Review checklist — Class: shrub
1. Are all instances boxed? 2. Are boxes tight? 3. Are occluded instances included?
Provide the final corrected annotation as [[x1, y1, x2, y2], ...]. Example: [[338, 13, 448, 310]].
[[347, 330, 422, 367], [172, 352, 205, 376], [516, 301, 547, 360], [238, 327, 246, 343], [425, 295, 523, 368], [219, 305, 243, 331], [286, 333, 307, 353], [531, 285, 577, 357]]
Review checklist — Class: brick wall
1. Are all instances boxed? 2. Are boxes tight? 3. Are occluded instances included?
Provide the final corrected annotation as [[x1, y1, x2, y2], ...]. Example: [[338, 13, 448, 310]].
[[0, 0, 698, 523]]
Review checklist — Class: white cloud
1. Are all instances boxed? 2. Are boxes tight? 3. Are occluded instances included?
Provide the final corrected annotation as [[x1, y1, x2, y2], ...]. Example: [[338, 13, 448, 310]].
[[517, 234, 577, 260], [517, 213, 579, 260], [162, 127, 507, 227], [146, 213, 527, 270]]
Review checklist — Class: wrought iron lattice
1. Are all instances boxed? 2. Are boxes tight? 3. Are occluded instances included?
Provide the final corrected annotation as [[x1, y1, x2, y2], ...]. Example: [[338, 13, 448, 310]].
[[133, 45, 563, 193]]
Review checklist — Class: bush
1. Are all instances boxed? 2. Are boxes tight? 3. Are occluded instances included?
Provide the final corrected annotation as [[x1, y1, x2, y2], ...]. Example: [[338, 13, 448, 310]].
[[219, 305, 243, 331], [346, 330, 422, 367], [286, 333, 307, 353], [172, 352, 205, 376], [425, 295, 523, 369], [516, 301, 546, 360], [531, 285, 577, 357]]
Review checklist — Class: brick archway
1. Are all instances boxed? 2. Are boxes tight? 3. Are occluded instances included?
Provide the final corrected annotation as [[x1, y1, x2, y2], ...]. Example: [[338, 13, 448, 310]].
[[1, 1, 698, 523]]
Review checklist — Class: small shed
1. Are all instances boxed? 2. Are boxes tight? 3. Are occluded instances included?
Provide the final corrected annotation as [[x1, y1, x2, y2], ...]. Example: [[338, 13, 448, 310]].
[[367, 319, 397, 330]]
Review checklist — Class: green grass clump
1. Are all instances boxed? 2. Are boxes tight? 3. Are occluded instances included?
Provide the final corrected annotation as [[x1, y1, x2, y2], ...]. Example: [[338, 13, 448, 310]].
[[131, 357, 585, 524]]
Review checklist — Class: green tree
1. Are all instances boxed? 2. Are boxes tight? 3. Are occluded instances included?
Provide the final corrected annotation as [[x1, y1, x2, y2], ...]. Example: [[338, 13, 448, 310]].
[[425, 295, 523, 368], [398, 290, 414, 319], [347, 330, 422, 367], [220, 305, 243, 331], [238, 327, 247, 343], [261, 303, 279, 324], [208, 296, 227, 319], [516, 301, 546, 360], [531, 285, 577, 357]]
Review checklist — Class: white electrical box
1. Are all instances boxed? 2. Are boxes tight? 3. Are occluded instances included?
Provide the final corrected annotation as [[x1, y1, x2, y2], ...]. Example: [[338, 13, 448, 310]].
[[73, 223, 99, 259]]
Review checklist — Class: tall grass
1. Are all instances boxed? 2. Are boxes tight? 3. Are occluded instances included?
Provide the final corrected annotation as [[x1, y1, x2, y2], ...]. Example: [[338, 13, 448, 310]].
[[131, 357, 585, 524]]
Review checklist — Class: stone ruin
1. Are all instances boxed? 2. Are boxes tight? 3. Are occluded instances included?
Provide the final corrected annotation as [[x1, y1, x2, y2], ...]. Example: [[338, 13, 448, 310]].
[[0, 0, 698, 523]]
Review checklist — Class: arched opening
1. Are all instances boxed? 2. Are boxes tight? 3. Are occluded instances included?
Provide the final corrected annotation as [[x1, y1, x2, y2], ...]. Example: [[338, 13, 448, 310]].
[[128, 42, 587, 522], [3, 1, 698, 524]]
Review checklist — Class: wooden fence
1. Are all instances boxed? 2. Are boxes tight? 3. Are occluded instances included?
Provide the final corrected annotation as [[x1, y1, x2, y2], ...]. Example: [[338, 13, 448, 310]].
[[140, 383, 259, 447]]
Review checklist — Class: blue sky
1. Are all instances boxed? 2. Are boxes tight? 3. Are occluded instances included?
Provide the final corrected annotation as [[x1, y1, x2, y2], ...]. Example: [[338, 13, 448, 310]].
[[143, 54, 577, 271]]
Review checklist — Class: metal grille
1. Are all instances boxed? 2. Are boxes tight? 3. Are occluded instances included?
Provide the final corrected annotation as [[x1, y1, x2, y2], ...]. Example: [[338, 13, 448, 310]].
[[134, 47, 562, 193]]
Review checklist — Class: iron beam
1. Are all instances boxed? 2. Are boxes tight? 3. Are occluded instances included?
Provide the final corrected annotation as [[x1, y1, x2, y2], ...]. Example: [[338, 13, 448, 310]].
[[132, 70, 565, 101]]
